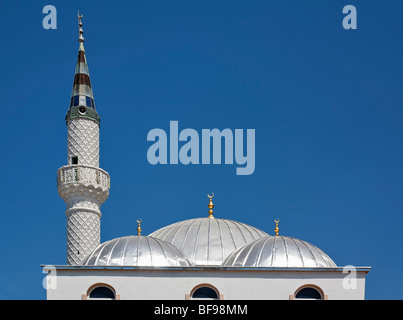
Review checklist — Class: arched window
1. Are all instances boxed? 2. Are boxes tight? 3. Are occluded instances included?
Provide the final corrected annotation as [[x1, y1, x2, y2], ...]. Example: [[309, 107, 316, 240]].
[[188, 283, 222, 300], [193, 287, 218, 299], [294, 286, 324, 300], [85, 284, 116, 300]]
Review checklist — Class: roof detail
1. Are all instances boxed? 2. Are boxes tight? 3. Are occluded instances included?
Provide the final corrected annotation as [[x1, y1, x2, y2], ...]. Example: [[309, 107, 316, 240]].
[[149, 217, 269, 266], [80, 235, 193, 267], [222, 236, 337, 268]]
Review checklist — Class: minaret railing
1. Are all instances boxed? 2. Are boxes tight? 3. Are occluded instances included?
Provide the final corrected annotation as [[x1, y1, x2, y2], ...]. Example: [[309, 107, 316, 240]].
[[57, 165, 110, 190]]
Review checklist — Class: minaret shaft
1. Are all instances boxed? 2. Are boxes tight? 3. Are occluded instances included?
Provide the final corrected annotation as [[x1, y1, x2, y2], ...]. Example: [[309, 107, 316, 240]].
[[66, 201, 101, 265], [67, 118, 99, 167]]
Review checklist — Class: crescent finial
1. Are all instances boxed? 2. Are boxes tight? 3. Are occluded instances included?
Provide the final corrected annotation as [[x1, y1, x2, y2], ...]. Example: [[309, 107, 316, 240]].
[[274, 219, 280, 236], [207, 193, 214, 218], [137, 219, 142, 236]]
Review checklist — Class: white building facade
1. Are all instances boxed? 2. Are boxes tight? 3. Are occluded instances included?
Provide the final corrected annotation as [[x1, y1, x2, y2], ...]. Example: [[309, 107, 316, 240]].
[[44, 266, 369, 300], [42, 15, 370, 300]]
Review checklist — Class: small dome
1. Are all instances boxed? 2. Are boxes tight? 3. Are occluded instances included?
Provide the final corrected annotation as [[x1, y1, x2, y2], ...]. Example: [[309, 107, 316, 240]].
[[222, 236, 337, 268], [80, 235, 193, 267], [149, 218, 268, 266]]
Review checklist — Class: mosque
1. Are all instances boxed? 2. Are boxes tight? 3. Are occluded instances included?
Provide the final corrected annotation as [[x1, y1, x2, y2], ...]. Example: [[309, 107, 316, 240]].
[[42, 14, 370, 300]]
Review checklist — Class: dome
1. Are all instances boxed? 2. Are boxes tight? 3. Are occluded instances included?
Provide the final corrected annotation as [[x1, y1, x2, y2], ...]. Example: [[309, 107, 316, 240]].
[[80, 235, 193, 267], [149, 217, 269, 266], [222, 236, 337, 268]]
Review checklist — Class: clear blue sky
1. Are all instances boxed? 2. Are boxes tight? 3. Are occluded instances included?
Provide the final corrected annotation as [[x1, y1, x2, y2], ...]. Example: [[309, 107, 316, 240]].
[[0, 0, 402, 299]]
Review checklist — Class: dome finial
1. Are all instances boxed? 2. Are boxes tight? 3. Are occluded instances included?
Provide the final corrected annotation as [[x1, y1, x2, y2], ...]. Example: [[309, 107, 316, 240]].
[[137, 219, 142, 236], [274, 219, 280, 236], [207, 193, 214, 218], [77, 11, 84, 43]]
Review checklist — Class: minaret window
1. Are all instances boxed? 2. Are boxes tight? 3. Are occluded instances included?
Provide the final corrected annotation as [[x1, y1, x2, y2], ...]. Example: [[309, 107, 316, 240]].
[[71, 156, 78, 165]]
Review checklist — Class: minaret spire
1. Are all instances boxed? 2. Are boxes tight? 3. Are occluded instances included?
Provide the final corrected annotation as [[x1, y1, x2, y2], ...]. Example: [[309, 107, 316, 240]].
[[78, 12, 84, 44], [57, 13, 110, 265]]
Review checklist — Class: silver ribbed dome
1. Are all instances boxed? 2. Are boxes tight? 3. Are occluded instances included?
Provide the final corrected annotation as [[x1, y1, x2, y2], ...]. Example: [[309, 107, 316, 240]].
[[149, 218, 268, 266], [80, 235, 193, 267], [222, 236, 337, 268]]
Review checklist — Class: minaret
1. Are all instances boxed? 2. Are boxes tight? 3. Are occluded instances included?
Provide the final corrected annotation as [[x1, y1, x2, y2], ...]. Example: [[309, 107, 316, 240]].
[[57, 13, 110, 265]]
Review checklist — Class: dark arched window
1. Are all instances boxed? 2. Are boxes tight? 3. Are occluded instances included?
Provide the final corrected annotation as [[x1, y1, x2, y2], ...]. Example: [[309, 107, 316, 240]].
[[190, 284, 220, 300], [295, 287, 322, 300], [192, 287, 218, 299], [88, 286, 115, 300]]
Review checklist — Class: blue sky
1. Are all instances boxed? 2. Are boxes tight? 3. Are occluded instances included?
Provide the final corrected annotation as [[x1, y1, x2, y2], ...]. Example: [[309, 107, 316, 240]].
[[0, 0, 402, 299]]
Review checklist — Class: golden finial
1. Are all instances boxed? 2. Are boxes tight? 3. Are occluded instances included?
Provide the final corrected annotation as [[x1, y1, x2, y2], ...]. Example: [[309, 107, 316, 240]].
[[137, 219, 142, 236], [274, 219, 280, 236], [207, 193, 214, 218]]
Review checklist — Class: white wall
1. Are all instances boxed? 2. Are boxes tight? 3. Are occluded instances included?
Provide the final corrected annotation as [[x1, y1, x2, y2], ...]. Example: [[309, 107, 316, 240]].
[[45, 267, 368, 300]]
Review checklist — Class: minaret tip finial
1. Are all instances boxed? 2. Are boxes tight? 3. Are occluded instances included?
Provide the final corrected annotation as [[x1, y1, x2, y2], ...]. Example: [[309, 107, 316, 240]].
[[137, 219, 142, 236], [77, 11, 84, 43], [207, 193, 214, 218], [274, 219, 280, 236]]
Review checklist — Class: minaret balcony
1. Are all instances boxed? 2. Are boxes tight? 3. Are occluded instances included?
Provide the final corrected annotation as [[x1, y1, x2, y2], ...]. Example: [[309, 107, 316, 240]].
[[57, 165, 110, 203]]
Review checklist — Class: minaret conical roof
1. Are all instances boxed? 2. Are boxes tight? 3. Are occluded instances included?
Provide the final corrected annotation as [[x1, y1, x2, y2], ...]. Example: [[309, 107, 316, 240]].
[[70, 13, 95, 110], [66, 13, 100, 125]]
